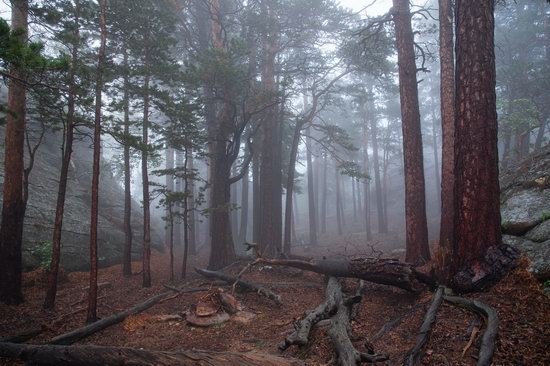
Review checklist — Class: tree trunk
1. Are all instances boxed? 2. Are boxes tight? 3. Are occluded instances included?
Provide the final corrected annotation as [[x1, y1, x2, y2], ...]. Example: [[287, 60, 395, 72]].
[[283, 121, 302, 254], [0, 343, 300, 366], [321, 154, 328, 233], [174, 150, 183, 247], [182, 151, 189, 279], [363, 116, 372, 241], [169, 205, 174, 282], [188, 151, 196, 255], [44, 9, 80, 309], [122, 45, 133, 276], [352, 174, 357, 220], [0, 0, 28, 305], [393, 0, 431, 264], [306, 126, 318, 245], [451, 0, 501, 278], [238, 168, 249, 246], [141, 36, 152, 288], [369, 99, 387, 233], [430, 94, 441, 209], [258, 12, 281, 256], [87, 0, 107, 323], [335, 164, 343, 236], [252, 151, 260, 244], [165, 148, 175, 248]]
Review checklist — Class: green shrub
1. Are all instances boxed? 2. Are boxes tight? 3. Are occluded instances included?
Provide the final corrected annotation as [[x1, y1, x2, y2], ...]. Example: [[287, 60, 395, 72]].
[[30, 241, 53, 269]]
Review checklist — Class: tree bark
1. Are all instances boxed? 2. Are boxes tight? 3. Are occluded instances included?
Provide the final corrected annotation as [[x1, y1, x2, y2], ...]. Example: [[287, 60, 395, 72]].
[[122, 45, 133, 276], [188, 151, 196, 255], [86, 0, 107, 323], [451, 0, 501, 277], [283, 122, 302, 254], [141, 26, 152, 288], [392, 0, 431, 264], [369, 98, 387, 233], [0, 0, 28, 305], [306, 126, 318, 245], [44, 8, 80, 309], [335, 163, 343, 236], [0, 343, 301, 366], [165, 148, 175, 248], [321, 154, 328, 233], [363, 116, 372, 241]]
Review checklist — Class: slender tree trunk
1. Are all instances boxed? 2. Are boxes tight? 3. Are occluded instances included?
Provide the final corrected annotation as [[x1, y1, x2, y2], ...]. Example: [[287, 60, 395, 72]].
[[306, 126, 318, 246], [352, 174, 357, 220], [122, 46, 133, 276], [430, 96, 441, 209], [534, 116, 547, 151], [0, 0, 28, 305], [335, 163, 343, 236], [451, 0, 501, 277], [169, 205, 174, 282], [87, 0, 107, 323], [141, 31, 152, 289], [187, 151, 196, 255], [283, 121, 302, 254], [369, 100, 387, 233], [174, 150, 183, 247], [44, 10, 80, 309], [321, 154, 328, 233], [238, 168, 249, 246], [230, 165, 239, 245], [363, 121, 372, 241], [252, 152, 260, 244], [165, 148, 174, 248], [182, 151, 189, 279], [393, 0, 430, 264]]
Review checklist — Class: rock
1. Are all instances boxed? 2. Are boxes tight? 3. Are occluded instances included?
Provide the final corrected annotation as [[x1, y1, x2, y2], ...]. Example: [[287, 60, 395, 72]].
[[502, 235, 550, 280], [0, 124, 164, 272], [525, 220, 550, 242], [500, 188, 550, 235]]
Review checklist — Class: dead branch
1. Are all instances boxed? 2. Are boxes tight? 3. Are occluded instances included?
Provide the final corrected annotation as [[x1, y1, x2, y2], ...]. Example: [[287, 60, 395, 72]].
[[195, 267, 282, 305], [279, 277, 342, 350], [403, 287, 444, 365], [0, 328, 42, 344], [49, 287, 182, 345], [0, 342, 303, 366], [443, 295, 499, 366], [327, 278, 389, 365]]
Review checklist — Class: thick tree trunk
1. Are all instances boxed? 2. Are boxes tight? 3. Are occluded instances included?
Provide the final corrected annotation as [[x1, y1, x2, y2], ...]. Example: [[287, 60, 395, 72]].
[[306, 126, 318, 245], [0, 343, 300, 366], [0, 0, 28, 305], [451, 0, 502, 278], [87, 0, 107, 323], [252, 151, 260, 244], [44, 11, 80, 309], [259, 19, 281, 256], [238, 168, 249, 247], [393, 0, 431, 264], [122, 46, 133, 276]]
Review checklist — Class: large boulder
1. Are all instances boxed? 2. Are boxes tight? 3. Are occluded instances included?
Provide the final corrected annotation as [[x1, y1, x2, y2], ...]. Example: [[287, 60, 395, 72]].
[[502, 235, 550, 280], [500, 147, 550, 280], [0, 125, 164, 272]]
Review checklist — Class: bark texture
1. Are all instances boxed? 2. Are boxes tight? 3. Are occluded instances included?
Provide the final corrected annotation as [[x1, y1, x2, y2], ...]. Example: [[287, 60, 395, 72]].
[[452, 0, 501, 277], [392, 0, 430, 264], [0, 0, 28, 305]]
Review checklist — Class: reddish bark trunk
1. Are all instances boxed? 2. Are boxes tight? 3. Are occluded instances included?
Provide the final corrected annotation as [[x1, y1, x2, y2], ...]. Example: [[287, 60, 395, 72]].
[[0, 0, 28, 305], [451, 0, 501, 276], [87, 0, 107, 323], [122, 46, 133, 276], [393, 0, 431, 264], [44, 9, 80, 309]]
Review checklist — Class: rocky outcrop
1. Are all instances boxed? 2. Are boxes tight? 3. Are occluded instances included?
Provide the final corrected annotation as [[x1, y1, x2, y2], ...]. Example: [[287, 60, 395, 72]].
[[500, 147, 550, 280], [0, 125, 164, 272]]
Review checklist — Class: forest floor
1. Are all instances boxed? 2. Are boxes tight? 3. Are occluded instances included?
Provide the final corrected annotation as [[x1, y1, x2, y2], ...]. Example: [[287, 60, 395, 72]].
[[0, 236, 549, 365]]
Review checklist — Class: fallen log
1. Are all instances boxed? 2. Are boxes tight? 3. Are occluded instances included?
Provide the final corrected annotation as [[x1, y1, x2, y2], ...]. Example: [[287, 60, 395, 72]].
[[50, 288, 181, 345], [443, 295, 499, 366], [279, 277, 342, 350], [327, 278, 389, 365], [0, 327, 42, 344], [0, 342, 304, 366], [257, 257, 425, 292], [403, 287, 444, 365], [195, 267, 282, 305]]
